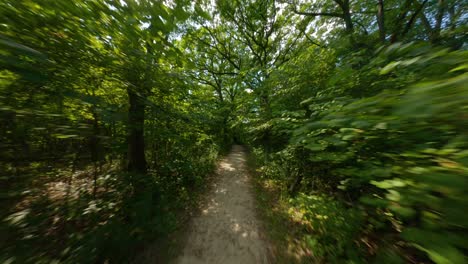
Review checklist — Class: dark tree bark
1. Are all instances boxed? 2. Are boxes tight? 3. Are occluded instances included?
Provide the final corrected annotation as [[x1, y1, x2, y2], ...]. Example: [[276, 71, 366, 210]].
[[127, 88, 147, 174], [431, 0, 446, 42], [377, 0, 386, 42], [335, 0, 354, 33], [447, 2, 456, 30], [293, 0, 354, 34], [289, 172, 303, 195]]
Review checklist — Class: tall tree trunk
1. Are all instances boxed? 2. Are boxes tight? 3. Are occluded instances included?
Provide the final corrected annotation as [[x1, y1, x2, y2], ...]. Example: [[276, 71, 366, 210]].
[[222, 116, 229, 144], [90, 110, 100, 197], [447, 2, 456, 30], [342, 9, 353, 34], [127, 88, 147, 174], [335, 0, 354, 33], [260, 93, 272, 162], [377, 0, 386, 42], [432, 0, 446, 42]]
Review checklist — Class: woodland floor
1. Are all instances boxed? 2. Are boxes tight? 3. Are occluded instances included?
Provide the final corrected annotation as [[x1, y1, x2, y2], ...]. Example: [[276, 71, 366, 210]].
[[174, 145, 270, 264]]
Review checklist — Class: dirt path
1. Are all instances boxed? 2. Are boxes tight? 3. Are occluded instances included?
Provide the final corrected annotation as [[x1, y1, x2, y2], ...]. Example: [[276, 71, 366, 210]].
[[175, 145, 269, 264]]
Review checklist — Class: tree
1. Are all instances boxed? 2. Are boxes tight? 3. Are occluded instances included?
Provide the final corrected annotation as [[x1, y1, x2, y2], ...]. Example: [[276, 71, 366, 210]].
[[1, 0, 467, 262], [99, 0, 191, 175]]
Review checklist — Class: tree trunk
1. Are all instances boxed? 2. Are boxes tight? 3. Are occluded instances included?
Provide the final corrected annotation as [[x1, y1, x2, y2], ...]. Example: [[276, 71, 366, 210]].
[[335, 0, 354, 33], [222, 116, 229, 144], [260, 92, 272, 162], [127, 88, 147, 174], [289, 172, 303, 195], [377, 0, 386, 42], [432, 0, 446, 42], [447, 3, 456, 30], [342, 10, 353, 34]]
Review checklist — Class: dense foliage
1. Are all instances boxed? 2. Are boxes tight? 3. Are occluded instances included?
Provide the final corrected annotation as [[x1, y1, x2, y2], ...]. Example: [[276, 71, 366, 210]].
[[242, 1, 468, 263], [1, 0, 467, 263], [0, 1, 219, 263]]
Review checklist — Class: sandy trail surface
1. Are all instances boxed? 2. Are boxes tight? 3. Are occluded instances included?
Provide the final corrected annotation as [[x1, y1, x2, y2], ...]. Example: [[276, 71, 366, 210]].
[[175, 145, 269, 264]]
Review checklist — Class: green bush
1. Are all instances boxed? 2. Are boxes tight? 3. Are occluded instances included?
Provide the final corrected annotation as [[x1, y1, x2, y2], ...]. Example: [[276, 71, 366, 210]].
[[257, 44, 468, 263], [290, 193, 364, 263]]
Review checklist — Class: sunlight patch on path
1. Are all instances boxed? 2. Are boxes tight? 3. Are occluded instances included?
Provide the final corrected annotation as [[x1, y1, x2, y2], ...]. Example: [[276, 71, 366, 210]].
[[175, 145, 269, 264]]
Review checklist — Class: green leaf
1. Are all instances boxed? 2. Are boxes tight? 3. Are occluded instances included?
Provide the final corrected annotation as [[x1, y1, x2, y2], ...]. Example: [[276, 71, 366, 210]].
[[305, 142, 326, 151], [54, 134, 79, 139], [402, 229, 466, 264]]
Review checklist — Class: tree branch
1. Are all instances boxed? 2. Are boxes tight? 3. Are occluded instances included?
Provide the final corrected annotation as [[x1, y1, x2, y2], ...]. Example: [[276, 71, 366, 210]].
[[292, 9, 344, 18]]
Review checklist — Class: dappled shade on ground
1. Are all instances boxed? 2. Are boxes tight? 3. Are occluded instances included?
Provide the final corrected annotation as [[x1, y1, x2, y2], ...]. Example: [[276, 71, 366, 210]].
[[175, 145, 269, 264]]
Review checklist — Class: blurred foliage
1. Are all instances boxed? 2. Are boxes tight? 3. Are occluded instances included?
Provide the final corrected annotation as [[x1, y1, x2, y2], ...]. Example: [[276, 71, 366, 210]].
[[289, 193, 364, 262], [239, 0, 467, 263], [0, 0, 220, 263], [251, 35, 468, 264], [282, 43, 468, 263], [1, 0, 467, 263]]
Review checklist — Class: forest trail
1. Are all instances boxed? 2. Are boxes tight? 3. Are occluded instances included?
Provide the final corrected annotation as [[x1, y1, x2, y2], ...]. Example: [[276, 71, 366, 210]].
[[175, 145, 270, 264]]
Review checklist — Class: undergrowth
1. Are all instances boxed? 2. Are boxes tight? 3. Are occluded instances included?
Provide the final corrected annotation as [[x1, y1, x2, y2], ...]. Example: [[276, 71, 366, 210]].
[[1, 145, 219, 263]]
